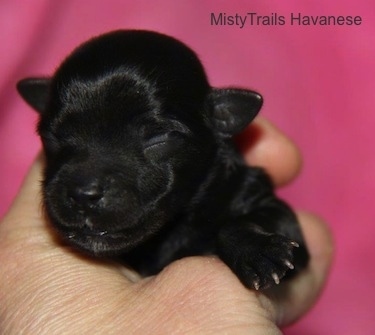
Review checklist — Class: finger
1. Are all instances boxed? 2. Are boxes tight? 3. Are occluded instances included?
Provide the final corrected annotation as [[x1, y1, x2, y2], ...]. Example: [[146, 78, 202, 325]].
[[235, 117, 303, 186], [2, 153, 45, 231], [259, 212, 334, 326]]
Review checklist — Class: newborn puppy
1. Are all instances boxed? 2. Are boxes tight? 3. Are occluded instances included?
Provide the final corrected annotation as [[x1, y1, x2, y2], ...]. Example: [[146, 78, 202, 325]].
[[17, 30, 308, 290]]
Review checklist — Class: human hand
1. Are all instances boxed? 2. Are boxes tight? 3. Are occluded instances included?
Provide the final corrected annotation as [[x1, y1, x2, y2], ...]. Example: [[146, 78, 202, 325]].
[[0, 118, 333, 334]]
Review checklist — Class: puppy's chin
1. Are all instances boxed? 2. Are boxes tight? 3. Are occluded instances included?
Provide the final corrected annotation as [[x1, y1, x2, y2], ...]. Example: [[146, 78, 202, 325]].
[[63, 230, 136, 256], [48, 206, 168, 256], [57, 221, 160, 256]]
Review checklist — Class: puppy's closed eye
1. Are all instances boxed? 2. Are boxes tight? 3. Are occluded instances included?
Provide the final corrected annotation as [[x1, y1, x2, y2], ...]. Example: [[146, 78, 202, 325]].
[[143, 131, 185, 157]]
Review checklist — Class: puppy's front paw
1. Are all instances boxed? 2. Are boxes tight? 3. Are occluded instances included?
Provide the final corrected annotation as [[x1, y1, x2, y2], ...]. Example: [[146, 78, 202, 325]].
[[220, 233, 299, 290]]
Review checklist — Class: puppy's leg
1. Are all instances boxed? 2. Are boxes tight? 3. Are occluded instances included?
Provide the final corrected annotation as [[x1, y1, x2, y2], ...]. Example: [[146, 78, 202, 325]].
[[216, 198, 309, 290]]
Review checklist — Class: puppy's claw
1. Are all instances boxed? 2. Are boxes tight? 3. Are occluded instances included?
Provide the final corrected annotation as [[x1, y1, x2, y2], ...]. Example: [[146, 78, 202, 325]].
[[272, 273, 280, 285], [253, 280, 261, 291], [290, 241, 299, 248], [284, 260, 295, 270]]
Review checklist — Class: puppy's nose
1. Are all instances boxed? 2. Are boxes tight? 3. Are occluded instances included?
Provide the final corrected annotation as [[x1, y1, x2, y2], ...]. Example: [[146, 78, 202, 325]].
[[68, 182, 104, 208]]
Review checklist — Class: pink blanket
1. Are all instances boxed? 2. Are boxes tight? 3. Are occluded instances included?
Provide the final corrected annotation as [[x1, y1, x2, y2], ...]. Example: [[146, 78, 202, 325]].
[[1, 1, 374, 333]]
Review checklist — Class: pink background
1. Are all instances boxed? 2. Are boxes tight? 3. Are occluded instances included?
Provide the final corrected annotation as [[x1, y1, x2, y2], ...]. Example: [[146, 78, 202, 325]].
[[1, 1, 374, 333]]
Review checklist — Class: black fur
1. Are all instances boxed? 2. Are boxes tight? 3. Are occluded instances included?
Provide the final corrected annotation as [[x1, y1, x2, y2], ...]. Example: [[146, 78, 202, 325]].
[[17, 30, 309, 290]]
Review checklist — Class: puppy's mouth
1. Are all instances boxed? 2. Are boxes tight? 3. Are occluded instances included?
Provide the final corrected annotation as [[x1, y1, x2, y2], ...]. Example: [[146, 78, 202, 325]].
[[68, 228, 111, 239], [64, 226, 129, 256], [66, 220, 126, 240], [56, 214, 158, 256]]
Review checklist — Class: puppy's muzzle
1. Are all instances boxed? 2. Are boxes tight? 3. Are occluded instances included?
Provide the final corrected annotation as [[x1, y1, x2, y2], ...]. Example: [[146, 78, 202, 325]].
[[46, 165, 143, 231]]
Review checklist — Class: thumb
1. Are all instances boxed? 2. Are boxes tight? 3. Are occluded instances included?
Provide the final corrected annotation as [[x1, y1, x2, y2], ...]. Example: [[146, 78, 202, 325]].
[[1, 153, 50, 242], [4, 153, 44, 219]]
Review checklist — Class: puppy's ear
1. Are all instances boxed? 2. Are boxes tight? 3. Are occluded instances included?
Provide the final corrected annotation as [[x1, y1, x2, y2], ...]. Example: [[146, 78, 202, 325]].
[[208, 88, 263, 137], [17, 77, 50, 113]]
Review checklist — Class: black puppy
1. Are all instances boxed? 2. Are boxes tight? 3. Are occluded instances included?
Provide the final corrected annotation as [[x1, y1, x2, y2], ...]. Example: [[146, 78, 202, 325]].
[[17, 30, 308, 290]]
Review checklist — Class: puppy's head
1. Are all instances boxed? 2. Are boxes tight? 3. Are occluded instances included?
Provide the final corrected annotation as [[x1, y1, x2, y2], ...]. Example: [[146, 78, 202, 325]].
[[17, 30, 262, 256]]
